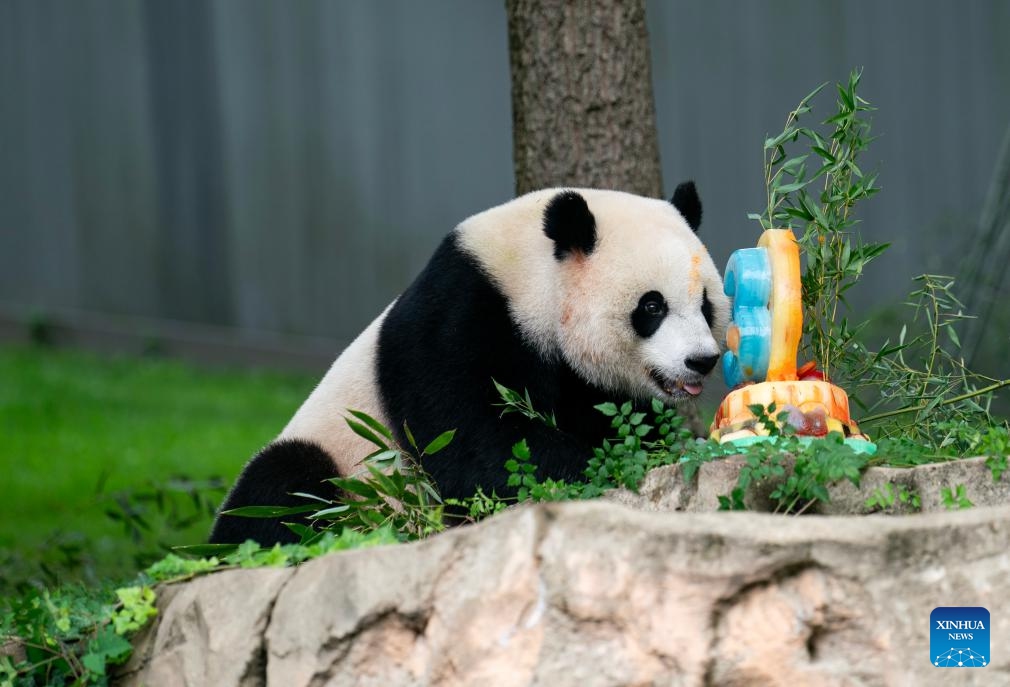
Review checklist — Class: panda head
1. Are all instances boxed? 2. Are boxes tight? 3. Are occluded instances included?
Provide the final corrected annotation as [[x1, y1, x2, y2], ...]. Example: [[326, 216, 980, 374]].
[[540, 183, 728, 402]]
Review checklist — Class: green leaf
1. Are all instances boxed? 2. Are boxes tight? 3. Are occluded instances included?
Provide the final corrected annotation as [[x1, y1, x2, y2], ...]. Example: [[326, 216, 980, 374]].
[[423, 429, 457, 455], [82, 651, 109, 676], [310, 505, 351, 519], [402, 421, 418, 451], [398, 485, 420, 506], [783, 206, 813, 221], [595, 402, 619, 417], [945, 325, 961, 349], [332, 477, 379, 499], [418, 480, 443, 504], [811, 145, 836, 162], [512, 439, 531, 460], [283, 522, 319, 543], [361, 509, 385, 525], [493, 378, 517, 401], [221, 503, 320, 518], [776, 180, 809, 194], [289, 491, 333, 504], [346, 409, 395, 442], [799, 81, 829, 106], [364, 465, 400, 496], [366, 449, 402, 468], [344, 417, 389, 449], [111, 586, 157, 635], [764, 134, 782, 149], [807, 197, 829, 229], [781, 154, 809, 173], [824, 110, 850, 125]]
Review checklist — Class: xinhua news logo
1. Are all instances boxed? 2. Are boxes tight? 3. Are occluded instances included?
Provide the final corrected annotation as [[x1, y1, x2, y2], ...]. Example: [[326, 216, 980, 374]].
[[931, 607, 989, 668]]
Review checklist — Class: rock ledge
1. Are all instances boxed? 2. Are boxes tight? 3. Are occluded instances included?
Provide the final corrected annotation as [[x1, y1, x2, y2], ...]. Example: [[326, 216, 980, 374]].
[[117, 501, 1010, 687]]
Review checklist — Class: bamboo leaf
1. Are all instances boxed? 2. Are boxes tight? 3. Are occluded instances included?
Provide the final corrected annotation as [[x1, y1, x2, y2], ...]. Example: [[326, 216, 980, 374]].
[[174, 543, 239, 557], [365, 465, 400, 495], [331, 477, 378, 499], [344, 417, 388, 449], [423, 430, 457, 455], [946, 326, 961, 349], [310, 505, 351, 519], [346, 409, 395, 442], [221, 504, 319, 518], [781, 154, 809, 173], [800, 81, 829, 105], [811, 146, 836, 162], [366, 449, 402, 467], [777, 181, 809, 194], [402, 421, 418, 451], [289, 491, 333, 504]]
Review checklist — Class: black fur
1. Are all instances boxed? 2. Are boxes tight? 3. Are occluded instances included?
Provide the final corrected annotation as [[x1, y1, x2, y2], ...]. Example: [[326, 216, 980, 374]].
[[631, 290, 668, 338], [702, 288, 714, 328], [377, 232, 616, 501], [209, 439, 340, 545], [671, 181, 702, 232], [543, 191, 597, 259], [210, 232, 620, 545]]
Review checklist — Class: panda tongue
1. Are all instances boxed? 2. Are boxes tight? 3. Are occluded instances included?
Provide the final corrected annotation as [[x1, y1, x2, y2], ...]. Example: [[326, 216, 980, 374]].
[[683, 383, 704, 396]]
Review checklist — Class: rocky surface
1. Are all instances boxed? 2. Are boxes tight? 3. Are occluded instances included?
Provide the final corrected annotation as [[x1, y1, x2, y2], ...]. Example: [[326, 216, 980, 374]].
[[608, 454, 1009, 514], [117, 499, 1010, 687]]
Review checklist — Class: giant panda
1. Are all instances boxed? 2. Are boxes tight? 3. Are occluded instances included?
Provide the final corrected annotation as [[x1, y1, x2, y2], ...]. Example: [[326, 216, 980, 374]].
[[210, 183, 729, 545]]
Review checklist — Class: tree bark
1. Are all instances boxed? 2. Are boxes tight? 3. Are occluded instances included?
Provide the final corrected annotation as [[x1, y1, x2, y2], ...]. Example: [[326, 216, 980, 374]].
[[506, 0, 663, 198], [507, 0, 707, 435]]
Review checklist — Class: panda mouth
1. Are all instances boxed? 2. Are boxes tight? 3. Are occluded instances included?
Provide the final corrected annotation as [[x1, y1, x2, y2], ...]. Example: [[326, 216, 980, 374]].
[[650, 369, 704, 398]]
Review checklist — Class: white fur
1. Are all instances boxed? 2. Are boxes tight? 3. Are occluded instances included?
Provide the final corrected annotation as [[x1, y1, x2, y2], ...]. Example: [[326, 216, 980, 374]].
[[278, 303, 394, 476], [458, 188, 729, 402]]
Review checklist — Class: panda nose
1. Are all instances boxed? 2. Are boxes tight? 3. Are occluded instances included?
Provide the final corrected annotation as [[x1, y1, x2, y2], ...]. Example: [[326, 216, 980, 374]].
[[685, 354, 719, 375]]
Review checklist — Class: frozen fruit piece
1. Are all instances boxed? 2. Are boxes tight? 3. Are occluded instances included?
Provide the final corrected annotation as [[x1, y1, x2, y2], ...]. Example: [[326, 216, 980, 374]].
[[804, 407, 828, 436], [780, 404, 807, 431]]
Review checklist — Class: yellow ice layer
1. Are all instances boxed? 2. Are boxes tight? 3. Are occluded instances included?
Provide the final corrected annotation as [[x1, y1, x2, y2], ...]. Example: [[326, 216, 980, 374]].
[[757, 229, 802, 382]]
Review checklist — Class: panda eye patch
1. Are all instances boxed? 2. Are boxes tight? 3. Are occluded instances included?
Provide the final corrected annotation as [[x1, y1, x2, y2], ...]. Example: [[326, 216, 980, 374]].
[[632, 290, 668, 338], [702, 288, 714, 328]]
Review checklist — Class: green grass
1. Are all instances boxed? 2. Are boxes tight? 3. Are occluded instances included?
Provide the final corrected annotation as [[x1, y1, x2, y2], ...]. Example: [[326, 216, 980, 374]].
[[0, 345, 317, 588]]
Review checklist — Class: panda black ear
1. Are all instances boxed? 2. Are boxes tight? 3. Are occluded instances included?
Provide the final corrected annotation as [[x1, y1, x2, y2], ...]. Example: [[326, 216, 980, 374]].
[[543, 191, 597, 260], [671, 181, 702, 232]]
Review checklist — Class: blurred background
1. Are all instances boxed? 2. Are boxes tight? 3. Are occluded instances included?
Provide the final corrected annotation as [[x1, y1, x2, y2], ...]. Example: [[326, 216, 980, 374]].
[[1, 0, 1008, 589]]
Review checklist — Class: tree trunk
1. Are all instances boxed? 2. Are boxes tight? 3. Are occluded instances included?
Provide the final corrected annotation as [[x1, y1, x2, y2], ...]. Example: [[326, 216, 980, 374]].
[[507, 0, 707, 435], [506, 0, 663, 198]]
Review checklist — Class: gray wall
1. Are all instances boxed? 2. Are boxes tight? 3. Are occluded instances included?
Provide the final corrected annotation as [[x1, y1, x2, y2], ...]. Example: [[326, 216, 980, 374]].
[[1, 0, 1008, 354], [0, 0, 514, 343], [650, 0, 1010, 313]]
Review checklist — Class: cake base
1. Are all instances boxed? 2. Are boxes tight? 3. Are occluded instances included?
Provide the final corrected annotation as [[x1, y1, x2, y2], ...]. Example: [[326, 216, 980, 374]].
[[710, 380, 872, 446]]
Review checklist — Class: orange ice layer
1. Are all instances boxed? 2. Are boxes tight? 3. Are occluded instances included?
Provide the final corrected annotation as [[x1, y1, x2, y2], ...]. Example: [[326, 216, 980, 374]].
[[758, 230, 802, 382], [713, 380, 855, 431]]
